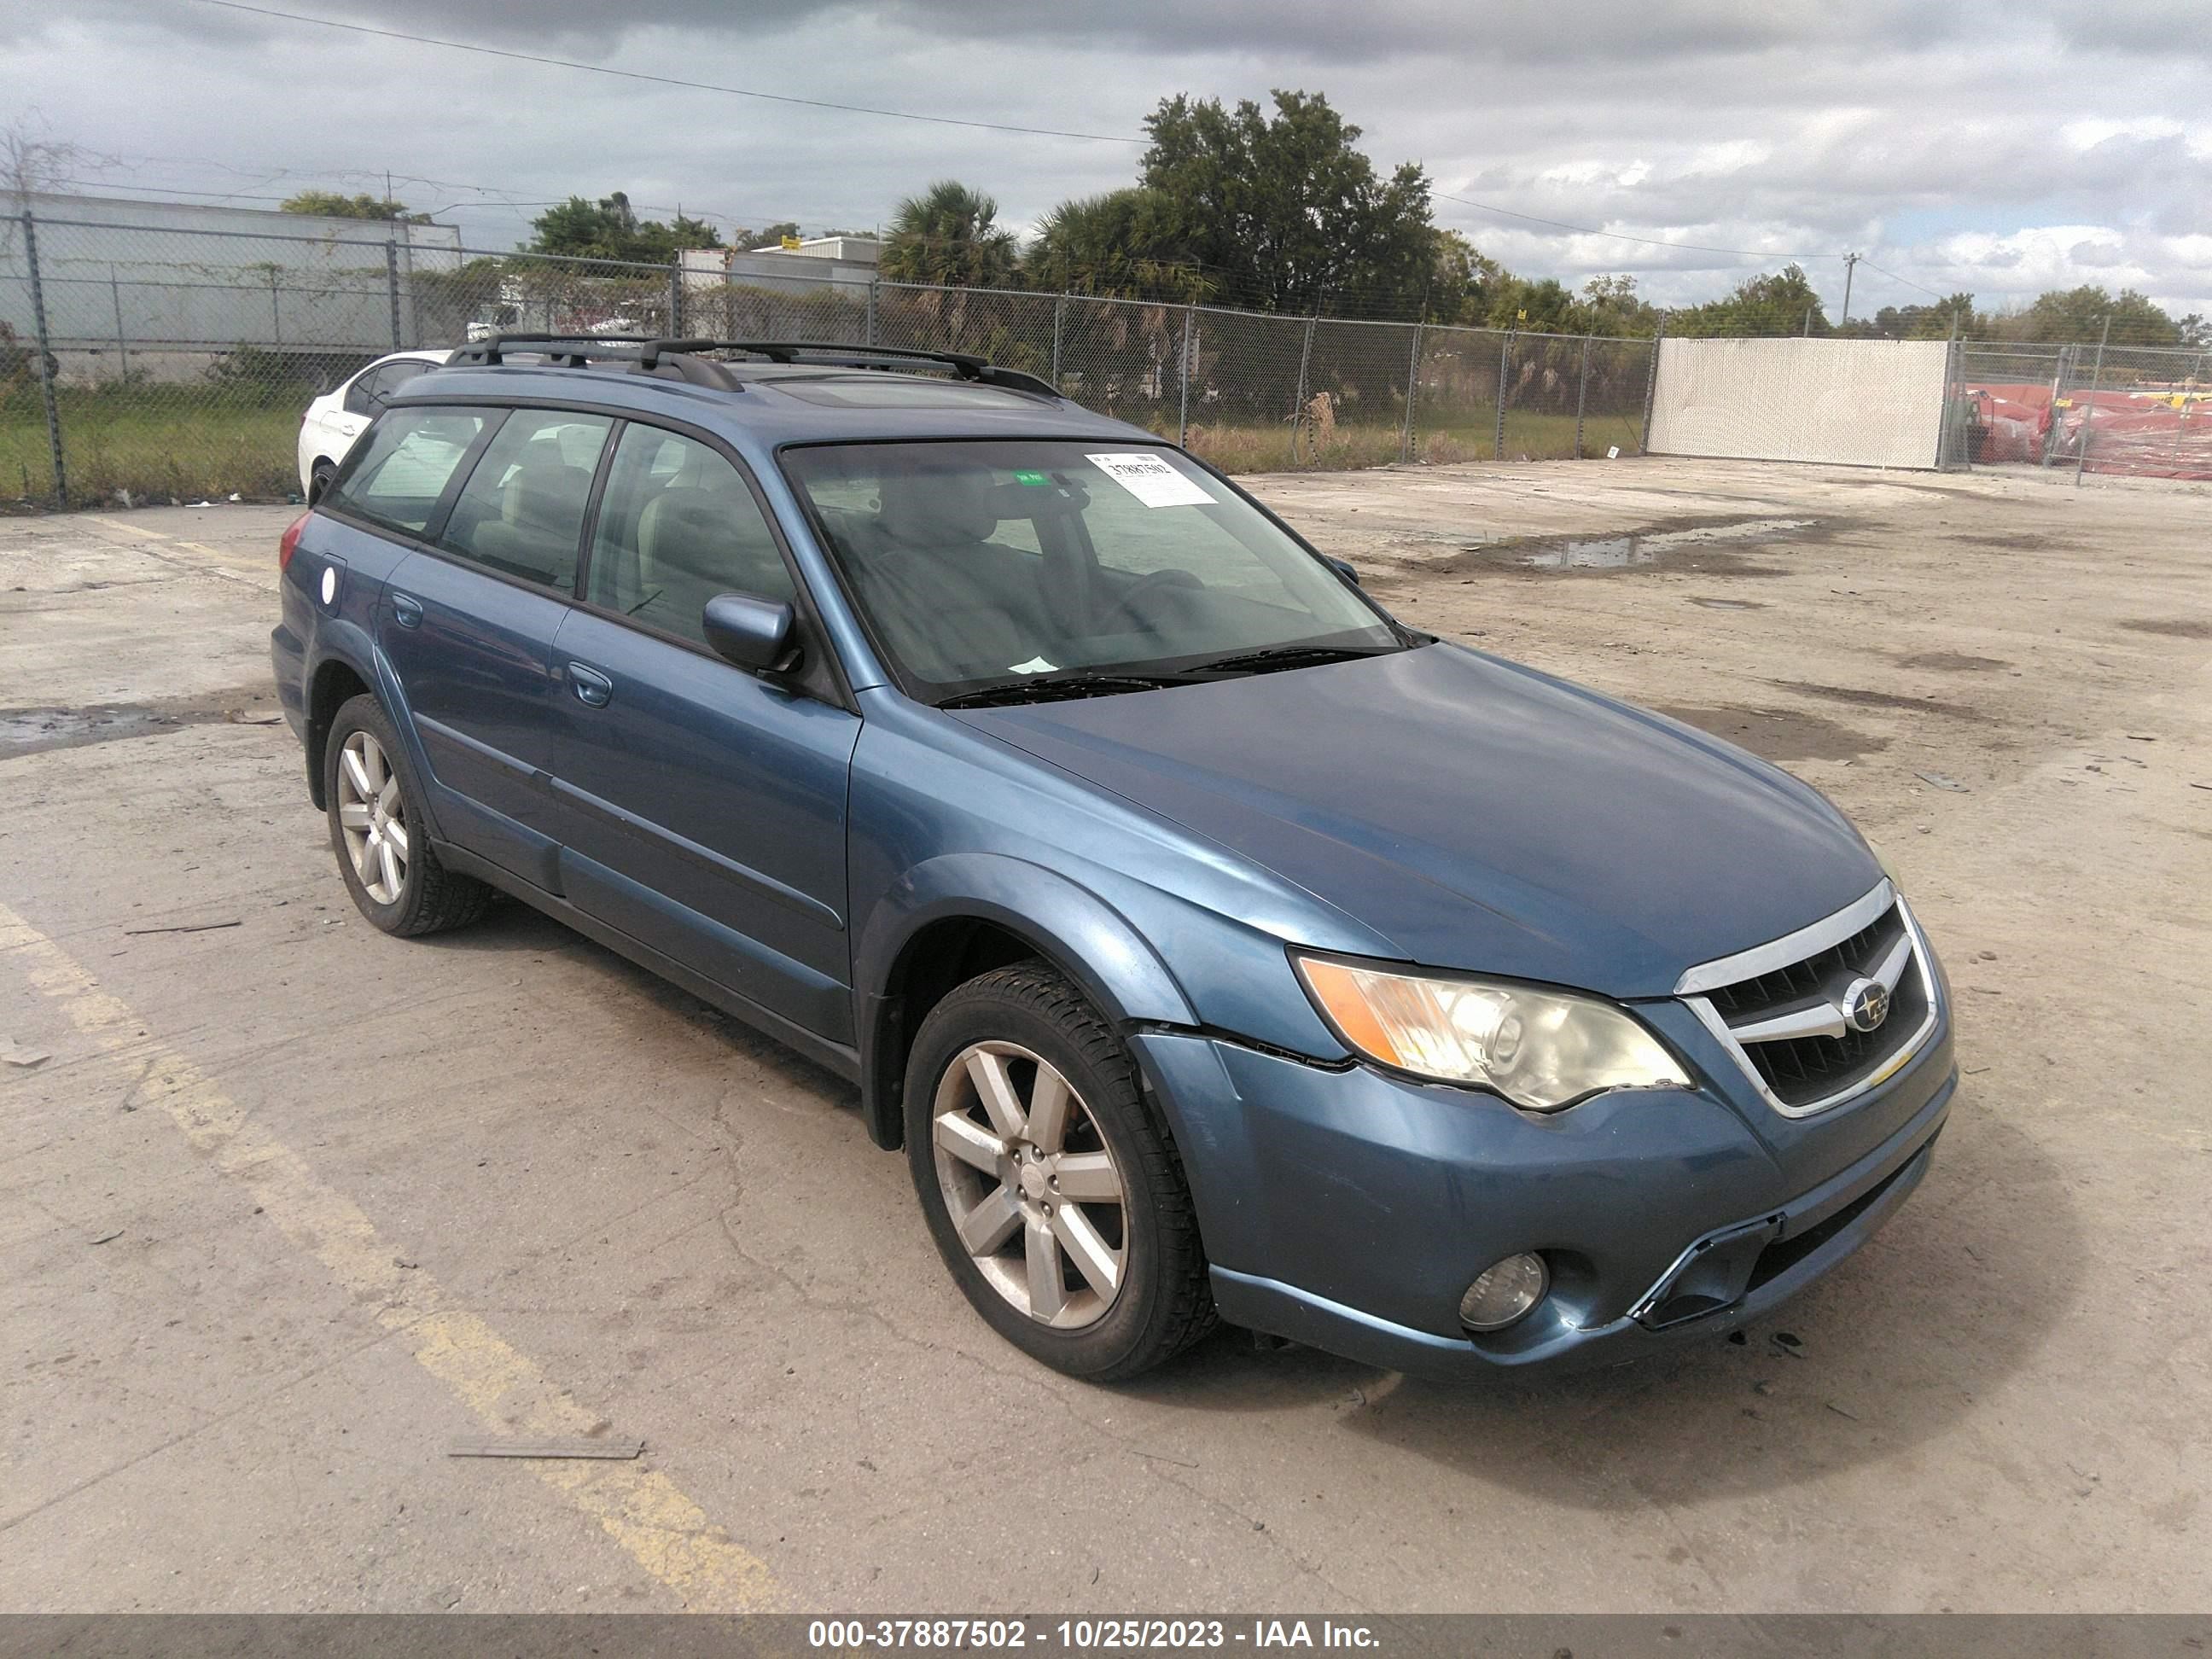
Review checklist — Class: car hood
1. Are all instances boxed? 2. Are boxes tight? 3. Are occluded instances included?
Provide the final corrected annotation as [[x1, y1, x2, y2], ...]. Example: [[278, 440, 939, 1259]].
[[951, 643, 1881, 998]]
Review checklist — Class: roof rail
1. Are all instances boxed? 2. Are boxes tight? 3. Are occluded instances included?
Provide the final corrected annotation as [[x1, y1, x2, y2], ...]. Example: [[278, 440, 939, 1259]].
[[445, 334, 1058, 398]]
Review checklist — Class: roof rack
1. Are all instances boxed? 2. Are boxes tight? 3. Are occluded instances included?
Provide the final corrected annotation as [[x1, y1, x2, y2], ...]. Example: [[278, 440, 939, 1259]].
[[445, 335, 1058, 399]]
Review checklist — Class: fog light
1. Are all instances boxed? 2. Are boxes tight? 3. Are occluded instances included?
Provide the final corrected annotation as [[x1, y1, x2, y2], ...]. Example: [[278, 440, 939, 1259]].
[[1459, 1253, 1549, 1331]]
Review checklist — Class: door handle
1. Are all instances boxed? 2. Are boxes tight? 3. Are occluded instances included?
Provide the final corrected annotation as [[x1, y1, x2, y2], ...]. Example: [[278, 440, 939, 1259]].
[[568, 663, 614, 707], [390, 592, 423, 629]]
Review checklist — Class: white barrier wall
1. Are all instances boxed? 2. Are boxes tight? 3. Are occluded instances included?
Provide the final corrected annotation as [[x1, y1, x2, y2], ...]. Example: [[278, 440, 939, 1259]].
[[1647, 337, 1949, 469]]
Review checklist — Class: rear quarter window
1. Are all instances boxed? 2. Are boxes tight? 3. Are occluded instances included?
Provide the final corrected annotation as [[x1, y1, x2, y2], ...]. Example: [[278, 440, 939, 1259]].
[[327, 408, 491, 535]]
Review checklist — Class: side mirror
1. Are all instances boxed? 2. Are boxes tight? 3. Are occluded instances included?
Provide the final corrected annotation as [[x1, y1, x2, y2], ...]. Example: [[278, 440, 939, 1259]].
[[1324, 556, 1361, 586], [701, 592, 797, 673]]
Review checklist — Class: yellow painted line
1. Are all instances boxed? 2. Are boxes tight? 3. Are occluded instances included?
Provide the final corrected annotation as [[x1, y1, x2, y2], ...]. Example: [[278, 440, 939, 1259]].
[[81, 515, 273, 590], [0, 899, 781, 1610]]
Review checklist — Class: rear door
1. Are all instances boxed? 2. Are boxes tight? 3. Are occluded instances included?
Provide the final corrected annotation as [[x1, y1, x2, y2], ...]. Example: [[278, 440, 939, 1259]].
[[374, 406, 614, 890], [544, 422, 861, 1043]]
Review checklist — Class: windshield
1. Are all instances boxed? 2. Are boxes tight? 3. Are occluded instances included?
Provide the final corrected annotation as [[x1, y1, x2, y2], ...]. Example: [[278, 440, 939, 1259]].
[[782, 441, 1404, 701]]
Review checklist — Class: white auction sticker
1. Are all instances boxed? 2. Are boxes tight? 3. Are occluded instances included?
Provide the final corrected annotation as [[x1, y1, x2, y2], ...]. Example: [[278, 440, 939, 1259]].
[[1085, 451, 1215, 509]]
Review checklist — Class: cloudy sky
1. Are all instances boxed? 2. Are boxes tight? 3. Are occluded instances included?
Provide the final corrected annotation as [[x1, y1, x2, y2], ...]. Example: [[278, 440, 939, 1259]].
[[5, 0, 2209, 319]]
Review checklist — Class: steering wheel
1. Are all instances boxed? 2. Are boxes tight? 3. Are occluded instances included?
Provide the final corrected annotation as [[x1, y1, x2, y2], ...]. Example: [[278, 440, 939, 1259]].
[[1097, 568, 1203, 629]]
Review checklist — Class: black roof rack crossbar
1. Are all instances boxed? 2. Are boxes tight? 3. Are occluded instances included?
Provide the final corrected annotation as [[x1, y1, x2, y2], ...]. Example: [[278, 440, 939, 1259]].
[[719, 341, 1057, 398], [446, 334, 1057, 398]]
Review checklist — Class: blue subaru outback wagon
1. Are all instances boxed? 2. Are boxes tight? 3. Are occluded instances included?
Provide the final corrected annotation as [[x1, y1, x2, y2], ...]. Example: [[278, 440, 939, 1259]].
[[271, 336, 1954, 1382]]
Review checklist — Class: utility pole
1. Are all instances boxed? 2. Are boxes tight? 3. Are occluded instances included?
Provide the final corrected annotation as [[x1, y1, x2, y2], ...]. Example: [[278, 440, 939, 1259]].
[[1839, 253, 1860, 328]]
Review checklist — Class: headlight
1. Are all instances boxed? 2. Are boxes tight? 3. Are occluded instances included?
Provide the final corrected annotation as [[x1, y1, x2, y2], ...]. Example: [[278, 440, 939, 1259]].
[[1294, 954, 1690, 1111]]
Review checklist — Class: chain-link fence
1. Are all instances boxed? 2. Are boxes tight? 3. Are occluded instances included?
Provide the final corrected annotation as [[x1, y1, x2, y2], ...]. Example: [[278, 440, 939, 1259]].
[[34, 208, 2202, 504], [1950, 335, 2211, 480], [2, 212, 1674, 509]]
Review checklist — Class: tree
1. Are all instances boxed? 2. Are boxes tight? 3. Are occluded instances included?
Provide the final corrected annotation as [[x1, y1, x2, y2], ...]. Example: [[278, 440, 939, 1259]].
[[279, 189, 428, 223], [749, 220, 803, 248], [1672, 265, 1835, 337], [2008, 285, 2181, 346], [528, 191, 723, 264], [1024, 188, 1204, 301], [1136, 90, 1435, 317], [879, 181, 1019, 287]]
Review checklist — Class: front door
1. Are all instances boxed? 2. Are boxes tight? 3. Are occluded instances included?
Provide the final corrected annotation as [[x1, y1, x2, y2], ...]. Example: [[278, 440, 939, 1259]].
[[544, 422, 861, 1045]]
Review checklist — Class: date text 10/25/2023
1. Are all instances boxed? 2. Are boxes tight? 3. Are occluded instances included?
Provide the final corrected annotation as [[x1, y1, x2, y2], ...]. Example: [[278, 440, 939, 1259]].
[[805, 1619, 1382, 1650]]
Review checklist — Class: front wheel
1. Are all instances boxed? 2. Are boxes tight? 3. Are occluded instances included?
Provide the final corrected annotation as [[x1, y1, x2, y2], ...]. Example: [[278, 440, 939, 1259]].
[[905, 963, 1215, 1380]]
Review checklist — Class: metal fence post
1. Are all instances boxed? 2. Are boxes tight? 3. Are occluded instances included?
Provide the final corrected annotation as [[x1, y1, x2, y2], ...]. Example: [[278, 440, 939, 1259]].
[[1292, 316, 1316, 463], [865, 277, 879, 347], [1399, 321, 1423, 463], [1177, 306, 1195, 446], [21, 212, 67, 508], [2075, 313, 2111, 488], [1640, 316, 1667, 455], [1051, 292, 1066, 388], [109, 263, 130, 381], [1494, 328, 1513, 461], [667, 259, 684, 339], [385, 242, 404, 352], [1574, 335, 1592, 459]]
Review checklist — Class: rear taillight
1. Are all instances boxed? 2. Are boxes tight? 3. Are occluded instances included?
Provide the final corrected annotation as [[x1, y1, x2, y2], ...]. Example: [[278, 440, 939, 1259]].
[[278, 510, 310, 573]]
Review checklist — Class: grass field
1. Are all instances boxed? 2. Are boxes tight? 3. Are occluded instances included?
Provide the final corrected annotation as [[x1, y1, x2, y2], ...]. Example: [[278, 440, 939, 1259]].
[[5, 389, 1648, 508], [4, 388, 303, 507]]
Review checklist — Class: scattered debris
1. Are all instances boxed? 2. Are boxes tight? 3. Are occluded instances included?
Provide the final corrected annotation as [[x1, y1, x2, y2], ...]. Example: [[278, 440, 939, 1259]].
[[89, 1230, 124, 1246], [1131, 1447, 1201, 1470], [1771, 1331, 1806, 1357], [2, 1039, 50, 1068], [447, 1437, 645, 1460], [1825, 1402, 1863, 1422], [2126, 734, 2156, 742], [1915, 771, 1970, 792], [1726, 1330, 1749, 1346], [122, 919, 242, 937]]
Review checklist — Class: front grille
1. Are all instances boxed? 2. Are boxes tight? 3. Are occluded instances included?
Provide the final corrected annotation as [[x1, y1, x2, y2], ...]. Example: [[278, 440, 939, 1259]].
[[1695, 901, 1930, 1113]]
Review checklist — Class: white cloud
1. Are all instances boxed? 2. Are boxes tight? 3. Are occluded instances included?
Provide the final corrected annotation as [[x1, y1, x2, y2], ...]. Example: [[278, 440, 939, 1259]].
[[2, 0, 2206, 316]]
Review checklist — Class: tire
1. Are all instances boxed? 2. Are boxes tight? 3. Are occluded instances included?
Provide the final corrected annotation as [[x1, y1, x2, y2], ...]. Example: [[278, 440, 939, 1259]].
[[905, 963, 1216, 1380], [323, 694, 492, 937], [308, 460, 335, 504]]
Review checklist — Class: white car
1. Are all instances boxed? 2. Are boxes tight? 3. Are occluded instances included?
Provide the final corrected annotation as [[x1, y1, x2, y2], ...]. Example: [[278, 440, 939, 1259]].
[[297, 350, 452, 503]]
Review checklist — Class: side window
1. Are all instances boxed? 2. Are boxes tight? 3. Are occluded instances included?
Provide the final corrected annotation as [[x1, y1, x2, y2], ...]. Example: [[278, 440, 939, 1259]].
[[341, 364, 381, 416], [326, 407, 490, 535], [585, 426, 796, 644], [438, 410, 614, 589], [377, 359, 435, 399]]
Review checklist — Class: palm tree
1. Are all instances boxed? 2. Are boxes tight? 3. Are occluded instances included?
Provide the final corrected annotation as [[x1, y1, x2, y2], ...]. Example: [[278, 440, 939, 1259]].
[[880, 180, 1019, 288], [1027, 189, 1206, 303]]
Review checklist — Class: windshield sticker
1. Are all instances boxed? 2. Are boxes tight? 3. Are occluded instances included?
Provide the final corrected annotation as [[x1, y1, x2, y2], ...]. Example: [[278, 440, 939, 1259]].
[[1084, 452, 1215, 509], [1008, 656, 1060, 675], [1011, 469, 1051, 487]]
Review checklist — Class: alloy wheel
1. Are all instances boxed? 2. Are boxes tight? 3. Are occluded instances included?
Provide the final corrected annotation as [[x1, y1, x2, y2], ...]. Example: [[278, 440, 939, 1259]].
[[336, 730, 409, 905], [931, 1040, 1128, 1330]]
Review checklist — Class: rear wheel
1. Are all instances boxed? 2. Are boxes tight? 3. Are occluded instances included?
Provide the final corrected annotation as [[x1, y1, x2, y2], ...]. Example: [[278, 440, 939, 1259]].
[[905, 963, 1215, 1380], [308, 459, 335, 504], [323, 695, 491, 936]]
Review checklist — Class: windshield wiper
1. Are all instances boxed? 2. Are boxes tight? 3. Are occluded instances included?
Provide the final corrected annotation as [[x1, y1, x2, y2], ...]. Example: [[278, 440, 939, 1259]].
[[936, 672, 1192, 709], [1186, 643, 1401, 677]]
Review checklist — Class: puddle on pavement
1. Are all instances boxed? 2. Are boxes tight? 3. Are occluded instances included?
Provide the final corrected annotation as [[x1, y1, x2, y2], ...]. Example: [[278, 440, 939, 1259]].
[[1508, 517, 1818, 570], [1652, 704, 1883, 764], [0, 689, 280, 759], [2120, 618, 2212, 640]]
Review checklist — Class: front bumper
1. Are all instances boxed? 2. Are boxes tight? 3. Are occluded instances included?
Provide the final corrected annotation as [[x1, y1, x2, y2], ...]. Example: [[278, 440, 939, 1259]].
[[1129, 1019, 1953, 1378]]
